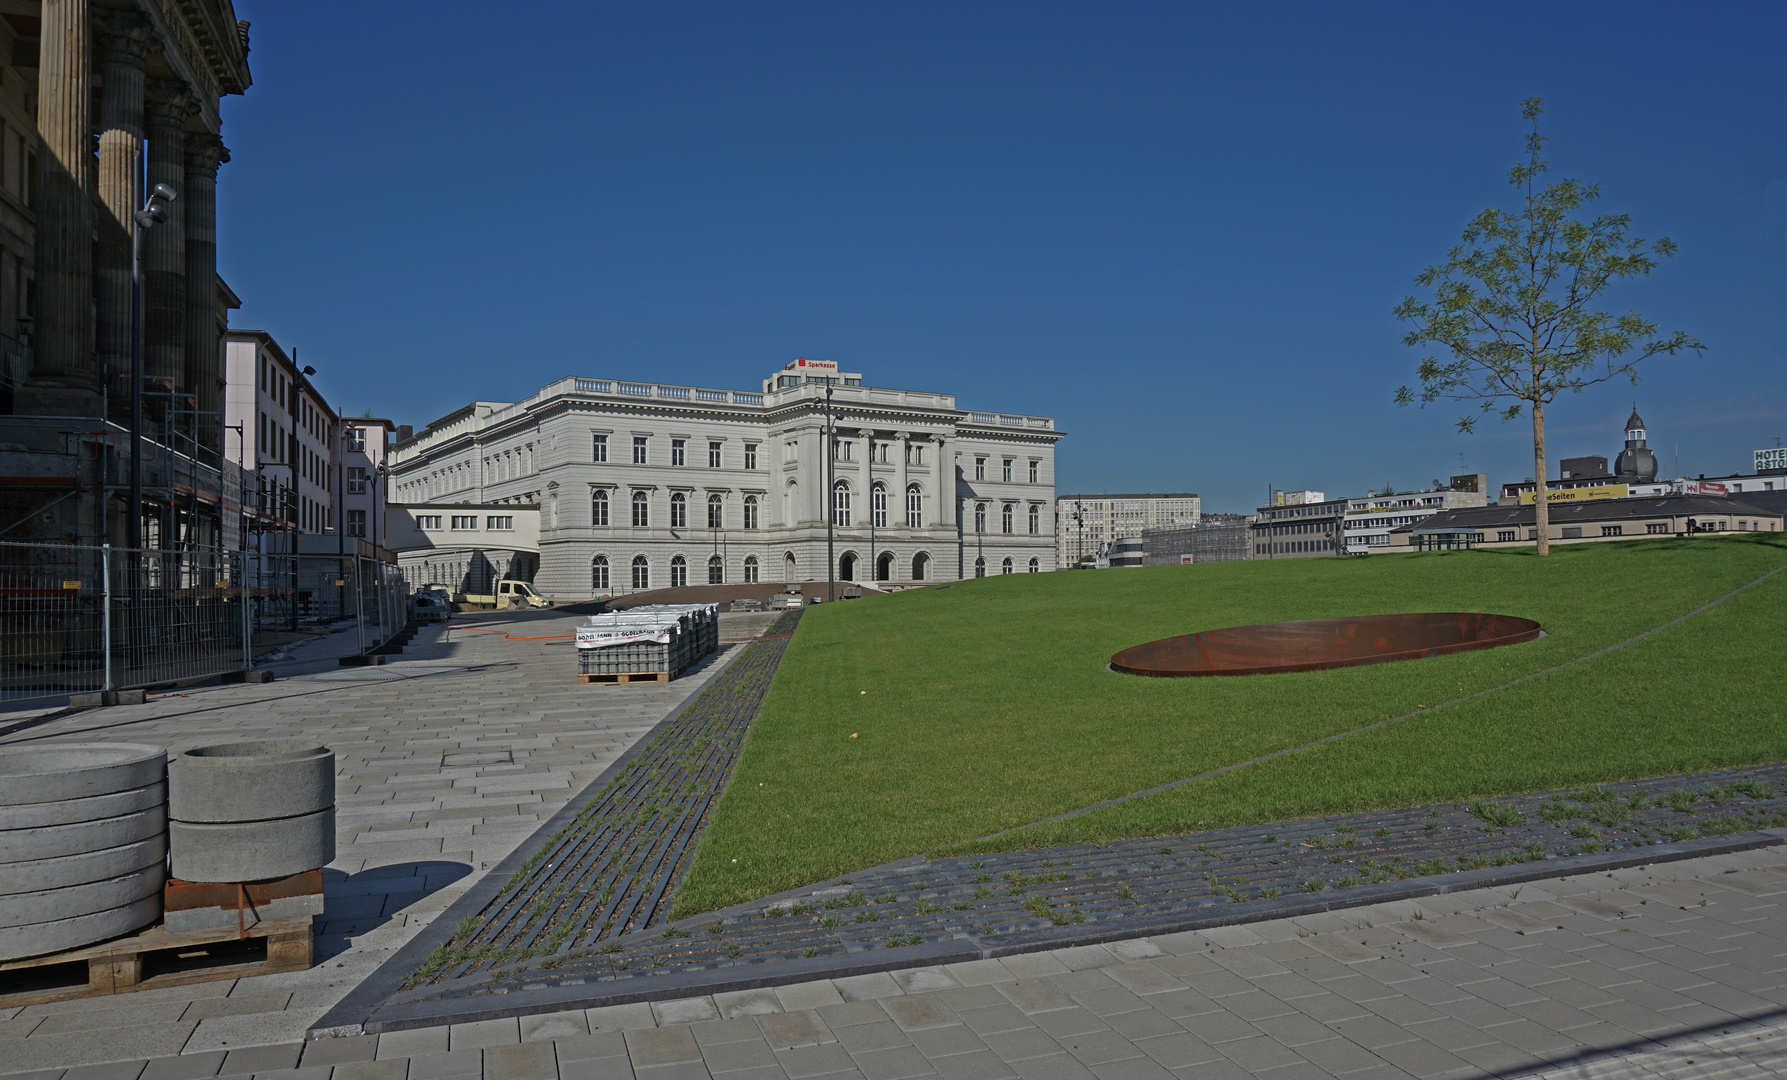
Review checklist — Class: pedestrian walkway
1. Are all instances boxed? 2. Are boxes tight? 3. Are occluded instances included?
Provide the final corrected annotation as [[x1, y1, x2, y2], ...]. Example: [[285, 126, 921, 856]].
[[0, 609, 778, 1067], [4, 837, 1783, 1080]]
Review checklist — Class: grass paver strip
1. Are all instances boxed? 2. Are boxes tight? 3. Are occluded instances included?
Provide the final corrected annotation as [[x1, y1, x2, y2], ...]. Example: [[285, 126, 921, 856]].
[[393, 761, 1787, 1003], [404, 610, 802, 988]]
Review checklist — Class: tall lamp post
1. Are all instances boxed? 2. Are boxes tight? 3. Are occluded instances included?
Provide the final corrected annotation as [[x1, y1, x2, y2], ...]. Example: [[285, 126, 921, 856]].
[[128, 183, 178, 550], [866, 435, 875, 586], [823, 381, 835, 602]]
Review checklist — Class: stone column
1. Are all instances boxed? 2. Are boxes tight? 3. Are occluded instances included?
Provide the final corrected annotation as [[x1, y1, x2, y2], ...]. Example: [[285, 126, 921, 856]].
[[142, 79, 192, 404], [95, 12, 153, 415], [184, 133, 227, 452], [26, 0, 96, 405], [894, 431, 909, 533]]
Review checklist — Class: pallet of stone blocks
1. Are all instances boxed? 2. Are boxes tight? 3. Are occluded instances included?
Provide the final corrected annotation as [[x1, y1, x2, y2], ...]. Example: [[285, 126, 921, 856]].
[[574, 603, 719, 684]]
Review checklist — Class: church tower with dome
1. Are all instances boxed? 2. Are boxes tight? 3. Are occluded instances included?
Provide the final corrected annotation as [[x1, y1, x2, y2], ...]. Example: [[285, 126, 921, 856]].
[[1614, 408, 1658, 481]]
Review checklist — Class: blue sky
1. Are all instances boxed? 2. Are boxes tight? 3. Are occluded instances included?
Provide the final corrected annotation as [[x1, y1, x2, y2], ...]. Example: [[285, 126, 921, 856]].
[[220, 2, 1785, 513]]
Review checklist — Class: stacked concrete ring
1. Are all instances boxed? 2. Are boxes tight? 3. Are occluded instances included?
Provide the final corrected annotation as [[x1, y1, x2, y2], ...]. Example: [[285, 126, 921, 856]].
[[0, 744, 168, 960], [168, 741, 335, 883]]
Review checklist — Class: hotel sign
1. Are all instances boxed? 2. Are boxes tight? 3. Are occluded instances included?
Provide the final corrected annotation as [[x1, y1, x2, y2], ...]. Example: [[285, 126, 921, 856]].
[[1520, 484, 1628, 505], [1758, 447, 1787, 472]]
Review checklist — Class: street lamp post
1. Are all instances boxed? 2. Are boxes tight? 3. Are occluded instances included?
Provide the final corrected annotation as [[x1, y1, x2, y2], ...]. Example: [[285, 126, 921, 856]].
[[867, 435, 875, 586], [823, 381, 835, 603], [128, 183, 177, 550]]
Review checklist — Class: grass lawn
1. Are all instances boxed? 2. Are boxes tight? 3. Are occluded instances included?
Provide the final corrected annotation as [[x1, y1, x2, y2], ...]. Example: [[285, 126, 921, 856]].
[[671, 535, 1787, 917]]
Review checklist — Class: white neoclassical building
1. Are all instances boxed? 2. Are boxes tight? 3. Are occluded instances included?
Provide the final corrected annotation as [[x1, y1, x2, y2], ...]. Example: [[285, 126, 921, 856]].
[[388, 362, 1063, 598]]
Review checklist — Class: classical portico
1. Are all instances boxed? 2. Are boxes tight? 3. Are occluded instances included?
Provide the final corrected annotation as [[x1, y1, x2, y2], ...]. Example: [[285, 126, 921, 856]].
[[1, 0, 252, 548]]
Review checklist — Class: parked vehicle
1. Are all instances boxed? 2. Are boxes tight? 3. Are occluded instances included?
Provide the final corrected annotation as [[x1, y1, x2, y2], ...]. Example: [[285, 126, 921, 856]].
[[458, 580, 552, 609], [410, 593, 449, 623]]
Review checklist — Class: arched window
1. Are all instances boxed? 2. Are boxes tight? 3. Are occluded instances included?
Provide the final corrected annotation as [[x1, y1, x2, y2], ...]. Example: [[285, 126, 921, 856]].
[[974, 503, 987, 533], [631, 491, 648, 527], [871, 483, 887, 528], [785, 479, 798, 527], [707, 554, 724, 584], [707, 493, 723, 529], [974, 556, 986, 578], [831, 481, 851, 527], [743, 495, 759, 529], [670, 555, 687, 587], [784, 551, 798, 580], [592, 555, 609, 590], [631, 554, 649, 589], [876, 551, 893, 582], [743, 555, 759, 583], [911, 552, 928, 580], [1028, 504, 1039, 535], [591, 489, 609, 526], [1001, 557, 1013, 575], [906, 484, 922, 527], [670, 492, 687, 528], [1002, 503, 1013, 534], [1028, 557, 1040, 573]]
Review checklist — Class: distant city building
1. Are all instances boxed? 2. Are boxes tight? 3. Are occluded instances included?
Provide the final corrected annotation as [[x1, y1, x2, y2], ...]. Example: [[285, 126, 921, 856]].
[[1251, 494, 1348, 558], [1393, 495, 1782, 550], [1501, 410, 1661, 504], [224, 329, 338, 555], [1344, 475, 1488, 553], [1055, 493, 1200, 568], [1143, 522, 1254, 565], [390, 364, 1060, 598]]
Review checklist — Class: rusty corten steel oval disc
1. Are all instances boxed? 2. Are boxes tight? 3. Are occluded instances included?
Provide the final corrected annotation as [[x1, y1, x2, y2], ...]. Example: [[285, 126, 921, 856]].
[[1110, 612, 1542, 677]]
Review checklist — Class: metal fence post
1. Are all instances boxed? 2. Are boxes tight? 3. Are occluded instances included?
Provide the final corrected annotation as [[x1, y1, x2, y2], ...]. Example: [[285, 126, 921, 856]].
[[101, 544, 113, 692], [240, 553, 252, 673], [353, 555, 366, 655]]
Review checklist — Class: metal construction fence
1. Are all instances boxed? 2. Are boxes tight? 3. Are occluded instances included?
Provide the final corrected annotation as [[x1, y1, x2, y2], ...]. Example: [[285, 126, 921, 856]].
[[0, 541, 410, 706]]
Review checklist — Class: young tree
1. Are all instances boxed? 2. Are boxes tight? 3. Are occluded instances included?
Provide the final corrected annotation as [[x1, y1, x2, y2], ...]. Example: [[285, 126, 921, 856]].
[[1394, 99, 1701, 555]]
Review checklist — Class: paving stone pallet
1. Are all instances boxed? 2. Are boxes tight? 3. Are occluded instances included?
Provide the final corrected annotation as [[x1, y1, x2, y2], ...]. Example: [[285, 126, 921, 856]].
[[404, 611, 803, 990], [389, 762, 1787, 1013]]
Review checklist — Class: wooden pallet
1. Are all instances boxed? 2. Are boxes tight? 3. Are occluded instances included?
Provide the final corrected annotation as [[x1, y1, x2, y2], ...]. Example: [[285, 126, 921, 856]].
[[578, 670, 672, 684], [0, 915, 312, 1008]]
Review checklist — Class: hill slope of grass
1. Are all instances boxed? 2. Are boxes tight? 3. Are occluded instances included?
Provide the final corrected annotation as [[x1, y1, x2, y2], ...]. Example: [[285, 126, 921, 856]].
[[672, 537, 1787, 917]]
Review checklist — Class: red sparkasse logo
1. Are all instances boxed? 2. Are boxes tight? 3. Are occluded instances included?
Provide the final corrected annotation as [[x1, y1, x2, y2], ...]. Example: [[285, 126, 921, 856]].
[[792, 356, 838, 372]]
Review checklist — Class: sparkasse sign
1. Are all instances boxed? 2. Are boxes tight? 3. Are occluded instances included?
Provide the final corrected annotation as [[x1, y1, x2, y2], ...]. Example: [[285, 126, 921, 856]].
[[789, 357, 839, 374]]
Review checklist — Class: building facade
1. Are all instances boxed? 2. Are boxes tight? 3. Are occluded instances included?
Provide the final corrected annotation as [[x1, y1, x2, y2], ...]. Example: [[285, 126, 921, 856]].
[[385, 503, 539, 594], [1343, 475, 1487, 553], [340, 416, 394, 548], [0, 2, 251, 549], [223, 329, 336, 553], [1251, 494, 1349, 558], [1142, 522, 1254, 565], [1054, 493, 1200, 569], [1394, 496, 1782, 550], [388, 366, 1062, 599]]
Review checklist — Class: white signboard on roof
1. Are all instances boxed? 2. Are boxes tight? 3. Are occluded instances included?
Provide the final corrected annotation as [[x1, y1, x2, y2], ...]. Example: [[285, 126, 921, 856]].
[[792, 357, 838, 374], [1757, 447, 1787, 473]]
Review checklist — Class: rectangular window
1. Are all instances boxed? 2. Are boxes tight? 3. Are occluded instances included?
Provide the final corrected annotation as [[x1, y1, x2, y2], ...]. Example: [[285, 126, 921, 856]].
[[744, 443, 758, 470], [975, 457, 986, 481], [346, 428, 365, 452], [1646, 522, 1669, 534], [347, 510, 366, 537], [1003, 459, 1013, 482], [1601, 525, 1623, 537], [593, 434, 608, 462], [671, 438, 686, 466], [1561, 526, 1582, 539], [347, 466, 367, 494], [709, 441, 722, 468], [450, 515, 477, 530], [1497, 530, 1516, 543], [418, 515, 442, 530], [833, 439, 851, 461], [786, 441, 797, 462], [1029, 461, 1038, 483], [633, 436, 647, 464], [487, 516, 514, 531]]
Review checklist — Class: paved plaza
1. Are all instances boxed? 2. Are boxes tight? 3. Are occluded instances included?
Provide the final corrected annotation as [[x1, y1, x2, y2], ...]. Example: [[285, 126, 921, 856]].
[[0, 608, 779, 1068], [4, 844, 1786, 1080]]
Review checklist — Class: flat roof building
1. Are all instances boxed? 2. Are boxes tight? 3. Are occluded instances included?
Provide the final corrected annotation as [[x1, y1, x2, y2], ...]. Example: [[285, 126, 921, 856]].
[[1055, 493, 1200, 569]]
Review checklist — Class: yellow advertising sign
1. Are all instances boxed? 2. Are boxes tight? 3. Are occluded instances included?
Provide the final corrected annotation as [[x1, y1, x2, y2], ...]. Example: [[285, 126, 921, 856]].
[[1520, 484, 1628, 505]]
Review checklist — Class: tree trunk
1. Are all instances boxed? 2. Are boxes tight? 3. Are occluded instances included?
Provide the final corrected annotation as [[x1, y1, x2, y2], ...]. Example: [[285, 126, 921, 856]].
[[1532, 401, 1550, 556]]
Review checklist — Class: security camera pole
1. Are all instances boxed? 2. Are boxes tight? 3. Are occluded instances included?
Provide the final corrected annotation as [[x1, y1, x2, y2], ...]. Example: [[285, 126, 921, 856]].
[[128, 183, 177, 551]]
